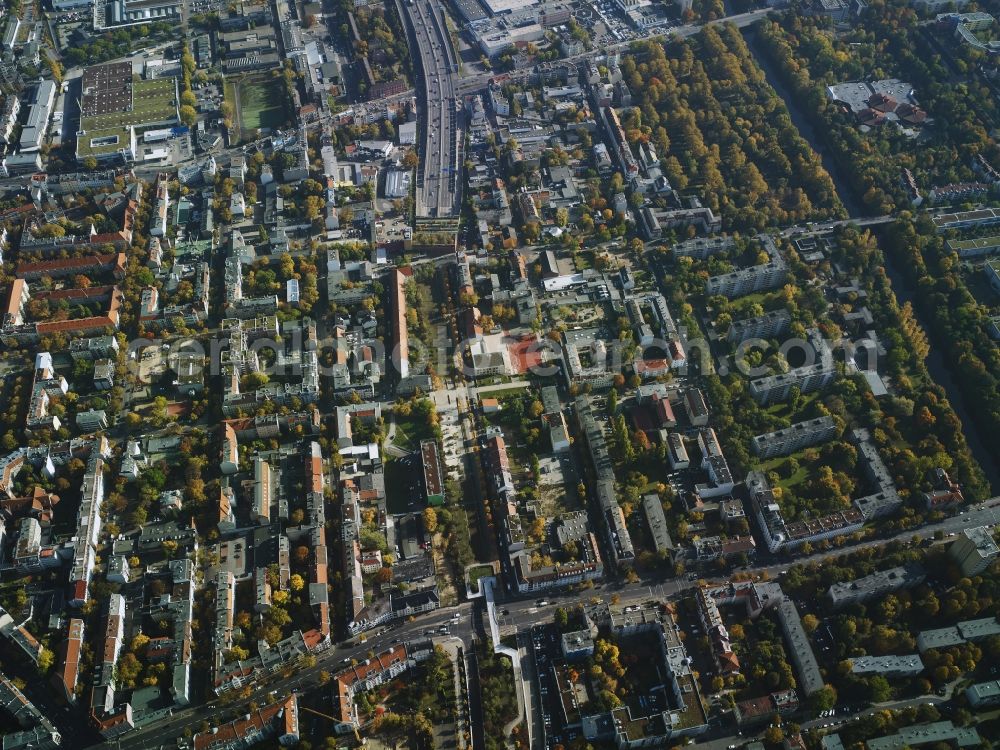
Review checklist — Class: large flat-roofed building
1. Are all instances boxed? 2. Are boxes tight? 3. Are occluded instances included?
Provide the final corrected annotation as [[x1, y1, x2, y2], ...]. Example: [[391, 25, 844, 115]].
[[932, 206, 1000, 232], [481, 0, 538, 14], [751, 417, 838, 459], [917, 617, 1000, 652], [420, 440, 444, 506], [747, 329, 836, 406], [642, 494, 674, 560], [95, 0, 182, 29], [673, 234, 734, 260], [986, 259, 1000, 296], [866, 721, 980, 750], [76, 63, 178, 164], [776, 599, 824, 696], [749, 363, 836, 405], [705, 238, 786, 299], [827, 564, 926, 609], [19, 80, 57, 153], [667, 432, 690, 470], [946, 233, 1000, 258], [850, 655, 924, 677], [949, 525, 998, 575], [965, 679, 1000, 708], [728, 310, 792, 344]]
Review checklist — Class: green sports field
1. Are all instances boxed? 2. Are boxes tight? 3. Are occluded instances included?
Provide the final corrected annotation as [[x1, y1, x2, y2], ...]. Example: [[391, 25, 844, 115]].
[[228, 74, 288, 139]]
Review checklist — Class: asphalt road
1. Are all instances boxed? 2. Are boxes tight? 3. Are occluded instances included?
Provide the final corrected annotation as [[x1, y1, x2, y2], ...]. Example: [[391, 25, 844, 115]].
[[81, 495, 998, 749], [400, 0, 461, 219], [453, 9, 774, 97], [87, 606, 477, 750]]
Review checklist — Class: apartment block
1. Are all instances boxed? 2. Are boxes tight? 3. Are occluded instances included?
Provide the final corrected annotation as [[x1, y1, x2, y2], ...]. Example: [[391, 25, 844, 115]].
[[776, 599, 824, 696], [728, 310, 792, 345], [749, 363, 836, 405], [666, 432, 690, 470], [575, 397, 634, 567], [917, 617, 1000, 652], [705, 237, 787, 299], [642, 494, 675, 560], [827, 564, 926, 609], [850, 655, 924, 677], [965, 680, 1000, 708], [751, 416, 838, 459], [866, 721, 980, 750], [673, 235, 735, 260], [949, 526, 999, 575], [683, 387, 709, 426]]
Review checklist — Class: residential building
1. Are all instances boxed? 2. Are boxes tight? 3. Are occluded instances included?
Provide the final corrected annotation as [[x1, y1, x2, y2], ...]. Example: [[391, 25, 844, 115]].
[[683, 388, 709, 426], [666, 432, 689, 470], [642, 494, 675, 561], [512, 532, 604, 593], [331, 645, 413, 732], [733, 691, 799, 727], [850, 655, 924, 677], [705, 238, 786, 299], [728, 310, 792, 344], [55, 618, 85, 704], [561, 629, 596, 660], [93, 359, 115, 391], [751, 417, 838, 459], [420, 440, 445, 506], [695, 428, 734, 499], [986, 259, 1000, 296], [76, 410, 109, 433], [827, 564, 926, 609], [673, 235, 735, 260], [221, 423, 239, 475], [69, 336, 120, 362], [776, 599, 824, 695], [749, 363, 836, 405], [695, 586, 740, 675], [917, 617, 1000, 652], [192, 695, 299, 750], [574, 397, 634, 567], [949, 526, 999, 575], [965, 680, 1000, 708], [866, 721, 980, 750]]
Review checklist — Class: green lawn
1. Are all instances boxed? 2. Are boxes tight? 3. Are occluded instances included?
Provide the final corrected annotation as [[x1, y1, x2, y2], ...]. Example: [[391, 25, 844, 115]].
[[233, 75, 288, 137], [764, 389, 821, 422], [391, 414, 435, 453], [757, 453, 811, 493]]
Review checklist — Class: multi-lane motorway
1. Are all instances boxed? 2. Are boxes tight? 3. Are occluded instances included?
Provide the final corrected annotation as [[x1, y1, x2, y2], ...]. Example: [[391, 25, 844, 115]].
[[399, 0, 461, 219]]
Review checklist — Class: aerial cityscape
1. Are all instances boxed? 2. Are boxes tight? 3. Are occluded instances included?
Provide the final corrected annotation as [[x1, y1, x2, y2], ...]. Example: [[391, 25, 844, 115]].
[[0, 0, 998, 748]]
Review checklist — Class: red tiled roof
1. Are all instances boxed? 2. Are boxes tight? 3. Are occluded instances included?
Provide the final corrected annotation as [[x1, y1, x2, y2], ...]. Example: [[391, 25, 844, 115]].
[[867, 92, 897, 112]]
